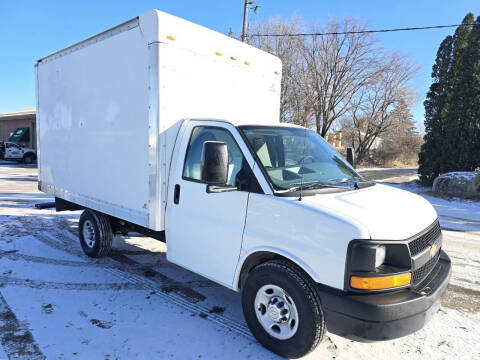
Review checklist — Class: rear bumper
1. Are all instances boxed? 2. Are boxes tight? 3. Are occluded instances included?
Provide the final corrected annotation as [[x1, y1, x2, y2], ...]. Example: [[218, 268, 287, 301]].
[[317, 250, 451, 341]]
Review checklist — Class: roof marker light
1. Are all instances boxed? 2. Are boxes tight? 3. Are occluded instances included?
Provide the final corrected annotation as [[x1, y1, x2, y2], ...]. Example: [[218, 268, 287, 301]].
[[274, 71, 280, 75], [244, 61, 251, 65], [166, 35, 176, 40], [216, 52, 223, 56], [230, 56, 237, 60]]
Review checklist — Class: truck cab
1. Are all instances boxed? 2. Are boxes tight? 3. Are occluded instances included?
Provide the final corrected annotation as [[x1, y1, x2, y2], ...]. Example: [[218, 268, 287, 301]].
[[162, 119, 450, 357]]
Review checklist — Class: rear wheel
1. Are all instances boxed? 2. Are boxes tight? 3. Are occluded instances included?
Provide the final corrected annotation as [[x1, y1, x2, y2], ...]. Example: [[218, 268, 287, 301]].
[[78, 209, 112, 257], [242, 260, 325, 358]]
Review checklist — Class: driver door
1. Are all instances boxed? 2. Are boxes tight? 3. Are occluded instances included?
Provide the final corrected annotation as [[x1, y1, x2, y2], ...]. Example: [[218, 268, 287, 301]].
[[166, 121, 258, 287], [5, 143, 21, 159]]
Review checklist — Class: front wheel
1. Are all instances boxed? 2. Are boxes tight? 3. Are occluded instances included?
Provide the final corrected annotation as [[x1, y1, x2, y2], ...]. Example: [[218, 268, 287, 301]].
[[78, 209, 113, 257], [242, 260, 325, 358], [23, 154, 34, 164]]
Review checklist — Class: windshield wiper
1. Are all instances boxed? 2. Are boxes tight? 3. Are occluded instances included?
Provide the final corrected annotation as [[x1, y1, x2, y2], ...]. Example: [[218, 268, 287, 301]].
[[353, 180, 376, 189], [336, 178, 375, 189], [286, 182, 352, 192]]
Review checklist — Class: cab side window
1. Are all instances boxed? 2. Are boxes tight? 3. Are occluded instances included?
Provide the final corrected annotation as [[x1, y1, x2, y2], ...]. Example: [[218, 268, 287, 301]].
[[183, 127, 246, 187], [6, 143, 19, 150]]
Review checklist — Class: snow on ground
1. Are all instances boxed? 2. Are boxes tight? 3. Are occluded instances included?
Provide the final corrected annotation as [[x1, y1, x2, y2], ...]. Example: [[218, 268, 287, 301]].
[[382, 178, 480, 232], [0, 164, 479, 359]]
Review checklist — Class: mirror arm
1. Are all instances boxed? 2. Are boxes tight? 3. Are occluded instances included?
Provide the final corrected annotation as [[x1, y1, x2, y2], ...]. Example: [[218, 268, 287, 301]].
[[206, 185, 238, 193]]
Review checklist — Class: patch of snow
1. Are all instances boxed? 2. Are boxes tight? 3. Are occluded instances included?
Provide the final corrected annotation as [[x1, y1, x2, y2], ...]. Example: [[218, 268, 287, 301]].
[[383, 180, 480, 232], [438, 171, 478, 180]]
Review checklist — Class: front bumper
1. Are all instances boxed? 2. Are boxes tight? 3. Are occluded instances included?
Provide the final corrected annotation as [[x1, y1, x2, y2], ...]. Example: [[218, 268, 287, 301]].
[[317, 250, 451, 341]]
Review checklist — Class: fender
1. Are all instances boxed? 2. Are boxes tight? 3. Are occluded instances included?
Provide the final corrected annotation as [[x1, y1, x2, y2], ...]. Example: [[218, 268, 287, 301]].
[[233, 246, 322, 291], [23, 151, 36, 159]]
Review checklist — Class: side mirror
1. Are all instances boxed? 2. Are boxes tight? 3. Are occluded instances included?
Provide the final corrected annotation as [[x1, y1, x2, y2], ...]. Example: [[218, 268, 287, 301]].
[[346, 147, 356, 168], [201, 141, 229, 185]]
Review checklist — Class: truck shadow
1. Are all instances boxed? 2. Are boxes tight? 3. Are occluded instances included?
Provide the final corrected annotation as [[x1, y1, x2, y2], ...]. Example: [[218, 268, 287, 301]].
[[0, 192, 55, 208]]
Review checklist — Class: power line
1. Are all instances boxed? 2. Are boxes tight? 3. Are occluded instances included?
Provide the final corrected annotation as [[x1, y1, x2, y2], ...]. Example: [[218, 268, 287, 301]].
[[251, 23, 480, 37]]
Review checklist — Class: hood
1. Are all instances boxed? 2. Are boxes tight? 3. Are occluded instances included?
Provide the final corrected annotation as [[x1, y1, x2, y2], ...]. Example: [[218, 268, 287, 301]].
[[302, 183, 437, 240]]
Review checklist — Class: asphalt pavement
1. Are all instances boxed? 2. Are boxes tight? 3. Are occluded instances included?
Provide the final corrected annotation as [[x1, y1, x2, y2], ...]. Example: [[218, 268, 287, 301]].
[[358, 167, 418, 181]]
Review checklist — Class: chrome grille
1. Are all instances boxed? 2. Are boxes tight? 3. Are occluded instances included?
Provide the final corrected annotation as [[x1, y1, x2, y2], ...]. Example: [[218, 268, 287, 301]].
[[412, 250, 441, 285], [408, 221, 441, 256]]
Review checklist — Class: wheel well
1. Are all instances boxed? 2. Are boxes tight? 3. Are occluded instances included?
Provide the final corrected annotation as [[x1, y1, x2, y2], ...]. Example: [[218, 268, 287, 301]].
[[238, 251, 309, 290], [23, 152, 36, 159]]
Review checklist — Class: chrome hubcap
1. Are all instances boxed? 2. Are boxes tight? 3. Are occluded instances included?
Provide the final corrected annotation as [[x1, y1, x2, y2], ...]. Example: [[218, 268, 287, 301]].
[[82, 220, 96, 248], [254, 284, 299, 340]]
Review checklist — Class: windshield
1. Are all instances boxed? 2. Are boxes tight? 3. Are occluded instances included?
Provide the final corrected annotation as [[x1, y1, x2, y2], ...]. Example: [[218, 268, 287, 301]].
[[240, 126, 362, 191]]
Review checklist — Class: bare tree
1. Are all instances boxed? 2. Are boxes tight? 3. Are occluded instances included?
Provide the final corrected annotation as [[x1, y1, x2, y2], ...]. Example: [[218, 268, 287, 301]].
[[249, 17, 419, 165], [375, 107, 423, 166], [248, 18, 311, 125], [303, 19, 379, 136], [249, 17, 393, 135], [344, 54, 417, 163]]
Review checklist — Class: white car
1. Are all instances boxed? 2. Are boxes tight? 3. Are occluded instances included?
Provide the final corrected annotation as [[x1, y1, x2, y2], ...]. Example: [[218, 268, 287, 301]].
[[0, 141, 37, 163]]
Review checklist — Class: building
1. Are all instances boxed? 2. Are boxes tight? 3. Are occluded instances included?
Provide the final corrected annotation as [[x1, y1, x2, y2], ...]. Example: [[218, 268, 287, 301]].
[[325, 131, 343, 149], [0, 109, 36, 149]]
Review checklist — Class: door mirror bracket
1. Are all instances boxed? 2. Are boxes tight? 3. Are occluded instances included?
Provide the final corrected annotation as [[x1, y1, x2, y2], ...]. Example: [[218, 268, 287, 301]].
[[206, 185, 238, 193], [346, 147, 356, 168]]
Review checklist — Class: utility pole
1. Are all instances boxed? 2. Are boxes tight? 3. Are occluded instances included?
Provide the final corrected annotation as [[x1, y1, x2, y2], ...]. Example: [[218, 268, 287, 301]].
[[241, 0, 251, 43]]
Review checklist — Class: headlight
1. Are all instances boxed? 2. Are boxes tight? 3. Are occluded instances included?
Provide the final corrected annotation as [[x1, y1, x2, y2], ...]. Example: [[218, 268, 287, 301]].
[[347, 241, 412, 291], [349, 243, 388, 272], [348, 243, 410, 272], [375, 245, 386, 268]]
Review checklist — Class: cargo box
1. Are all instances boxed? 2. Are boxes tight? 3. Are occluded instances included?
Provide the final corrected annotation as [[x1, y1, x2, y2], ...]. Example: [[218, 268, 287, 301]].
[[36, 10, 281, 230]]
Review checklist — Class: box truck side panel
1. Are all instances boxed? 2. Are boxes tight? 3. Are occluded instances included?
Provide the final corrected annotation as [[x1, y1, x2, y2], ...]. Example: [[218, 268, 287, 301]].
[[36, 20, 152, 227], [36, 10, 282, 231]]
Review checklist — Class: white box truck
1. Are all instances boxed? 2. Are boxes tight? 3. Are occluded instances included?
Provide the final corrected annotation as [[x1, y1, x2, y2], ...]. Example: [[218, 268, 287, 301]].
[[36, 9, 451, 358]]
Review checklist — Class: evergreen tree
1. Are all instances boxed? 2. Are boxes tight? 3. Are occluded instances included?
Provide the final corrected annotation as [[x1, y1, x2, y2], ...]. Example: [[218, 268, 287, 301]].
[[468, 17, 480, 168], [448, 14, 475, 170], [418, 13, 480, 185], [418, 36, 454, 184]]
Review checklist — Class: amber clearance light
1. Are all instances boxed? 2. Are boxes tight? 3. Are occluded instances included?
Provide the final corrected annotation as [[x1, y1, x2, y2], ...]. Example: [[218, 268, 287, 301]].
[[350, 273, 411, 290]]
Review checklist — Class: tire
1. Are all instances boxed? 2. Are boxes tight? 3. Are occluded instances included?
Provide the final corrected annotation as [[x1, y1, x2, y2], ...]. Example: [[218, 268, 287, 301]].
[[242, 260, 325, 359], [78, 209, 113, 257], [23, 154, 34, 164]]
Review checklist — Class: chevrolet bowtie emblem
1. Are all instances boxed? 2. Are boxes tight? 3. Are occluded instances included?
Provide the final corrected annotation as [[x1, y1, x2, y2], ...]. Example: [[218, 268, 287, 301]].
[[430, 244, 438, 257]]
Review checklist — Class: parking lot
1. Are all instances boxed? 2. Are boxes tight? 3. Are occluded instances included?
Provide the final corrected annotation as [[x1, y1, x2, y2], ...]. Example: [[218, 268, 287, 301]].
[[0, 163, 479, 359]]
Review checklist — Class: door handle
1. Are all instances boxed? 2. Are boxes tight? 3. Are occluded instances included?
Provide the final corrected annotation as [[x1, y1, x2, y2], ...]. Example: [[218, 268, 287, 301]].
[[174, 184, 180, 204]]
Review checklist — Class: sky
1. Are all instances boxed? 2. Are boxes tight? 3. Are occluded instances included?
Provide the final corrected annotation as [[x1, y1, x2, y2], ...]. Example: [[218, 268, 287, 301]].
[[0, 0, 479, 131]]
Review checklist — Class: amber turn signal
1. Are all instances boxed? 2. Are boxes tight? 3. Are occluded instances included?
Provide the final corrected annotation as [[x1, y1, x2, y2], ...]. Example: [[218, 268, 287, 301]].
[[350, 273, 411, 290]]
